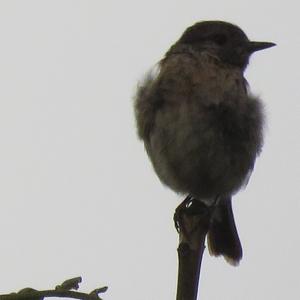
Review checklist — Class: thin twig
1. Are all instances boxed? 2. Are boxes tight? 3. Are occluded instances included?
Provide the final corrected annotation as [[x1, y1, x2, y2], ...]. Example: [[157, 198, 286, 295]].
[[0, 290, 102, 300], [0, 277, 108, 300]]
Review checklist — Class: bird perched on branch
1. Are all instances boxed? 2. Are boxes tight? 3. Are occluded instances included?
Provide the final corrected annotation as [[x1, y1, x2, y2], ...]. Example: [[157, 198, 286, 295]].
[[134, 21, 275, 265]]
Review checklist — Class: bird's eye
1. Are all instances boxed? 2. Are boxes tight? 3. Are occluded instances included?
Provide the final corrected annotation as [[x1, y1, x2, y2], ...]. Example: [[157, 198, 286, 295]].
[[213, 34, 227, 46]]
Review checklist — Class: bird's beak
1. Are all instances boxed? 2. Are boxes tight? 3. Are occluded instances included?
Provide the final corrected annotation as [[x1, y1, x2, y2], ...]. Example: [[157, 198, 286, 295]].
[[247, 41, 276, 53]]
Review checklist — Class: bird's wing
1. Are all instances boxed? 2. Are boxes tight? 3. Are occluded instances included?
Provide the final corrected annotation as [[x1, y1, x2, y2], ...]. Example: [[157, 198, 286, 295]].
[[134, 65, 164, 141], [134, 52, 201, 141], [134, 50, 247, 141]]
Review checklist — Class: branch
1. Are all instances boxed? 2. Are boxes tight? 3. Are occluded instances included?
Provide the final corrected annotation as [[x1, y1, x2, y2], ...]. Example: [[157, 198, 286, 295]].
[[0, 277, 108, 300], [174, 196, 212, 300]]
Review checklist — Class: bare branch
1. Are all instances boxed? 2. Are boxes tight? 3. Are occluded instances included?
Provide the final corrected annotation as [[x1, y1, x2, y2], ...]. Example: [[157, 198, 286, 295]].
[[174, 196, 212, 300], [0, 277, 108, 300]]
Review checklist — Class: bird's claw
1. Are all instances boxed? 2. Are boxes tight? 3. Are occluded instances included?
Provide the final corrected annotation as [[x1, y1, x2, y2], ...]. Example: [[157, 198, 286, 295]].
[[174, 195, 193, 232], [174, 195, 212, 233]]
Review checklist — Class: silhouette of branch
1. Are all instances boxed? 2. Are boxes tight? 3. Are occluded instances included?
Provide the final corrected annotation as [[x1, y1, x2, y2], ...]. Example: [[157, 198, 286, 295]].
[[174, 196, 212, 300], [0, 277, 108, 300]]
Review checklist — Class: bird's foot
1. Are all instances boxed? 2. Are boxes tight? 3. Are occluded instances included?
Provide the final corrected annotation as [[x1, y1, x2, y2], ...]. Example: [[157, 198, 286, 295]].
[[174, 195, 211, 234]]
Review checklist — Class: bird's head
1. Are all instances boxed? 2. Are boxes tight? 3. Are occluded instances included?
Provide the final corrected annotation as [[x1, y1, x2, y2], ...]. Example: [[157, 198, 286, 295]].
[[177, 21, 275, 70]]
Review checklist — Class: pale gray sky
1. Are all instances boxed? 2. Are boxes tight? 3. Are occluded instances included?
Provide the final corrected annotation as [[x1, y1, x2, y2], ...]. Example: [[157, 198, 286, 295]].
[[0, 1, 299, 300]]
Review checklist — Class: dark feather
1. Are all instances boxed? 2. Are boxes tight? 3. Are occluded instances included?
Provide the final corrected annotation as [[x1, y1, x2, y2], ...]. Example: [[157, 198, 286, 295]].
[[207, 198, 242, 265]]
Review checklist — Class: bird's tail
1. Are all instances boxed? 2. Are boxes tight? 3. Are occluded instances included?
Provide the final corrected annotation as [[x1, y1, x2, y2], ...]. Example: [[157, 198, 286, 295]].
[[207, 197, 243, 266]]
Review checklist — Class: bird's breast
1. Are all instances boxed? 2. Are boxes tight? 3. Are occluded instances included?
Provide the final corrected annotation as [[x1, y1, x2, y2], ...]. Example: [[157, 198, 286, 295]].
[[143, 52, 264, 198]]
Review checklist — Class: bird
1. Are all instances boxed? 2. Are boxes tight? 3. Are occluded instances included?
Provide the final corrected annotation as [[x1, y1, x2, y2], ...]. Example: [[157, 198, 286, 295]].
[[134, 21, 275, 265]]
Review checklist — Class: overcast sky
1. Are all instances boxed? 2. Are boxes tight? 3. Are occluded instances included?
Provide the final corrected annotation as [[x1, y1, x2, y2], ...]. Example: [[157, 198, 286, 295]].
[[0, 1, 299, 300]]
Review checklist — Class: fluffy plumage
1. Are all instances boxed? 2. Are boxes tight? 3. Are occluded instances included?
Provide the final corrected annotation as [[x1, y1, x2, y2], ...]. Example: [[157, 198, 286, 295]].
[[134, 21, 274, 264]]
